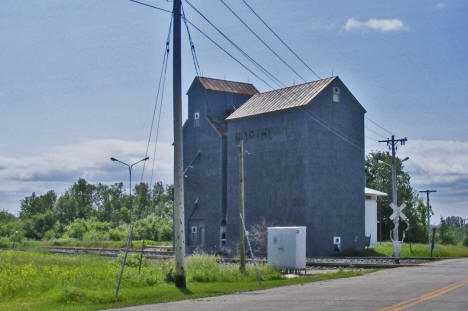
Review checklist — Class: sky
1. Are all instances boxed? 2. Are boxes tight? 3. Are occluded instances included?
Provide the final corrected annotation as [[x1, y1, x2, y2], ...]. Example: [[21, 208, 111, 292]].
[[1, 0, 467, 223]]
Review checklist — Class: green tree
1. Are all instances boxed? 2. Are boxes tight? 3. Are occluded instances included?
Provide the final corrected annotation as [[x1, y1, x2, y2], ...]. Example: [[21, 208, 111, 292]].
[[54, 194, 79, 225], [19, 191, 57, 217], [365, 151, 426, 242], [445, 216, 464, 228], [134, 183, 151, 219], [439, 217, 457, 245], [21, 210, 56, 239], [68, 178, 96, 219]]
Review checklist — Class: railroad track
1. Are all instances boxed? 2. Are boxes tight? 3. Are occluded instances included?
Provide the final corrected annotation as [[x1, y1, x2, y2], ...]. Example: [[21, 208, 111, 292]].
[[45, 246, 442, 268]]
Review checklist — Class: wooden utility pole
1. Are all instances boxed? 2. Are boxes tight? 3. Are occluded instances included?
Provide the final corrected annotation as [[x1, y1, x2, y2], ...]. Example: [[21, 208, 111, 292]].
[[239, 140, 246, 272], [173, 0, 186, 288], [379, 135, 407, 260], [420, 190, 437, 245]]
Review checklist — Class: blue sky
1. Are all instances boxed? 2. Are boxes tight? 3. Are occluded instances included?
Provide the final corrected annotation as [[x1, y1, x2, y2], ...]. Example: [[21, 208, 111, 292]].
[[1, 0, 467, 222]]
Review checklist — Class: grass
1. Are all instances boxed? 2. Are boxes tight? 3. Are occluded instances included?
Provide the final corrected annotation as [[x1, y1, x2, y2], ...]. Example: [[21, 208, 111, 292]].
[[339, 241, 468, 258], [0, 250, 373, 311]]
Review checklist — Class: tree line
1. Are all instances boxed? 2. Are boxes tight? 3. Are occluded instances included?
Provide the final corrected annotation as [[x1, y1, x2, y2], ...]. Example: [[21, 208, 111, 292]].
[[1, 153, 467, 247], [0, 178, 174, 243], [366, 151, 468, 245]]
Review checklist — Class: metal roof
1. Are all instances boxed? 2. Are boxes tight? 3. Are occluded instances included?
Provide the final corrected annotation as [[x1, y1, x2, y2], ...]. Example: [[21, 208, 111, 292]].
[[226, 77, 336, 120], [197, 77, 259, 96], [365, 187, 387, 196], [206, 116, 227, 136]]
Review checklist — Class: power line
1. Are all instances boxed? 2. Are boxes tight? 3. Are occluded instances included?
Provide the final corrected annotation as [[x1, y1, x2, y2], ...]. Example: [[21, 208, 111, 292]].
[[218, 0, 306, 83], [185, 18, 275, 89], [149, 49, 170, 188], [182, 4, 202, 76], [129, 0, 172, 13], [366, 116, 394, 136], [140, 17, 172, 184], [240, 0, 320, 80], [365, 126, 387, 139], [366, 134, 384, 142], [184, 0, 286, 89], [132, 0, 364, 155], [300, 107, 363, 152]]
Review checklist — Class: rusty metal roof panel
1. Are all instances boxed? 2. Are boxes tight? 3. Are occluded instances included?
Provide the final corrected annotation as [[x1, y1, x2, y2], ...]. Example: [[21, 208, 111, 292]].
[[197, 77, 259, 95], [206, 116, 227, 136], [226, 77, 336, 120]]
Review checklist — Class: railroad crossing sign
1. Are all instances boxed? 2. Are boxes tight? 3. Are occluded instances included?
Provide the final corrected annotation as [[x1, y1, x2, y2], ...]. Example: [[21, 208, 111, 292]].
[[390, 203, 410, 241]]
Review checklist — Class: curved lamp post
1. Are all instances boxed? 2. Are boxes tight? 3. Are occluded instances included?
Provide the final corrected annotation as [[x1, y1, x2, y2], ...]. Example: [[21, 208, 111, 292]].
[[111, 156, 149, 295]]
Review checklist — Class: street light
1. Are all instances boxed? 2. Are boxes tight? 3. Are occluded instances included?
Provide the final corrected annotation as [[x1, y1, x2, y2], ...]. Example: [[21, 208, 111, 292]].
[[378, 157, 409, 167], [110, 156, 149, 295]]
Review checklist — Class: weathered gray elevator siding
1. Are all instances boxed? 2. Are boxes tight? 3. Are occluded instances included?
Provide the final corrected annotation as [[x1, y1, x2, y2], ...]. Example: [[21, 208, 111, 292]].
[[225, 79, 365, 256], [183, 79, 254, 252], [183, 77, 365, 256]]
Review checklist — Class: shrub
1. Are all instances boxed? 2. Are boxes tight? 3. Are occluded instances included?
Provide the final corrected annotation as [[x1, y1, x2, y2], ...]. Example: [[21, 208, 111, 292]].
[[440, 232, 457, 245], [463, 235, 468, 247], [83, 230, 110, 241], [133, 218, 157, 241], [109, 227, 126, 241], [159, 224, 172, 242], [91, 221, 111, 233], [65, 219, 88, 239], [0, 237, 9, 248]]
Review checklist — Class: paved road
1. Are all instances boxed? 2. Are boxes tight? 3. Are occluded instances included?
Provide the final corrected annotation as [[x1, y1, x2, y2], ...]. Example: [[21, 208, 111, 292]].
[[110, 258, 468, 311]]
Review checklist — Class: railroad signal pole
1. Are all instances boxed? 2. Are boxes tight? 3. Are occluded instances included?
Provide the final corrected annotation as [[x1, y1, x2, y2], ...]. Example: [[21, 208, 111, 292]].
[[239, 140, 246, 272], [379, 135, 407, 260], [173, 0, 186, 288], [419, 190, 437, 245]]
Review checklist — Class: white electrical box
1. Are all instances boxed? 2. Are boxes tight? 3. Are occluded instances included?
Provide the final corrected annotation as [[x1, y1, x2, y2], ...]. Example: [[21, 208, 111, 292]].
[[267, 226, 306, 269]]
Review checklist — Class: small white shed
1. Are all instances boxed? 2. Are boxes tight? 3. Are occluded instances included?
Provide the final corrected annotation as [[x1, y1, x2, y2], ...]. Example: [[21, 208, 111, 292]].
[[365, 187, 387, 246]]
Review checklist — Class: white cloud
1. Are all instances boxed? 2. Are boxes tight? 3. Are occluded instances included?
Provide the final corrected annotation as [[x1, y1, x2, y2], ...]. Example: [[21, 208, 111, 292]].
[[398, 139, 468, 220], [344, 18, 407, 32], [0, 139, 173, 214], [435, 3, 445, 9]]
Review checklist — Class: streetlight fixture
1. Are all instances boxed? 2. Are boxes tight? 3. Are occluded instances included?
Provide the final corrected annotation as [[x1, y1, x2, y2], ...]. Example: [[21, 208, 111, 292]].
[[378, 156, 409, 167], [110, 156, 149, 296]]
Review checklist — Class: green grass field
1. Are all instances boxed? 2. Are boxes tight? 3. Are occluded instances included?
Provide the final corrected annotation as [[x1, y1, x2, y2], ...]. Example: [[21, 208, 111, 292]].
[[340, 241, 468, 257], [0, 251, 372, 311]]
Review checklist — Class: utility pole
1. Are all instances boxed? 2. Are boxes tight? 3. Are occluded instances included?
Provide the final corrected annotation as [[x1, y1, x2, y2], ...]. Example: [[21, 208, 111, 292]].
[[173, 0, 186, 288], [239, 140, 246, 272], [379, 135, 407, 260], [419, 190, 437, 245]]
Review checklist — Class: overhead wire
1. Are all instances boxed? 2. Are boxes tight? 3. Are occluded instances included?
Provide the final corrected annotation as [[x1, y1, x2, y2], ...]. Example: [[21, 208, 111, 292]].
[[217, 0, 306, 83], [131, 0, 387, 156], [299, 107, 364, 152], [149, 27, 172, 189], [365, 116, 394, 136], [140, 16, 173, 184], [182, 4, 202, 76], [365, 126, 387, 140], [240, 0, 321, 80], [185, 18, 276, 89], [184, 0, 286, 89], [129, 0, 172, 13]]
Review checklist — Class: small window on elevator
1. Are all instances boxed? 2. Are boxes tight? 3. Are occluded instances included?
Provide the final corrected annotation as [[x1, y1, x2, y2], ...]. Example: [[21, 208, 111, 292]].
[[333, 87, 340, 103], [194, 112, 200, 127]]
